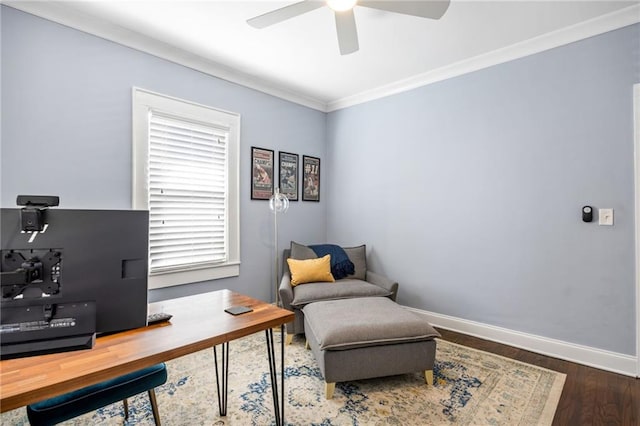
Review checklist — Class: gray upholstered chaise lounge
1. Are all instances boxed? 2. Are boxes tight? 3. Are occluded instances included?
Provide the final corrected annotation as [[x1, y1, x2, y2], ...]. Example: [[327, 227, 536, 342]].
[[278, 242, 399, 344], [279, 242, 440, 399]]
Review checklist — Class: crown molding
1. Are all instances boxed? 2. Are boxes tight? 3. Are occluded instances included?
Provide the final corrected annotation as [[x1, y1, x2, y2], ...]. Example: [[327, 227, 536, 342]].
[[326, 3, 640, 112], [3, 1, 328, 112], [4, 2, 639, 114]]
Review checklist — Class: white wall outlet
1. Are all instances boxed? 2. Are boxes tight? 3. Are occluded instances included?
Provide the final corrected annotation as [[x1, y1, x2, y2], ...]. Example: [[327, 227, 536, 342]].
[[598, 208, 614, 226]]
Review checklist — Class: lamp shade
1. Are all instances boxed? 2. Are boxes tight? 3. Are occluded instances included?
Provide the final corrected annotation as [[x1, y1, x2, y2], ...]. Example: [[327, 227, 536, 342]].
[[269, 188, 289, 214]]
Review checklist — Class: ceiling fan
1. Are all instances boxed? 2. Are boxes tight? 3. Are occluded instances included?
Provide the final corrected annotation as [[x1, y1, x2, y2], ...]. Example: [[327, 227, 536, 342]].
[[247, 0, 451, 55]]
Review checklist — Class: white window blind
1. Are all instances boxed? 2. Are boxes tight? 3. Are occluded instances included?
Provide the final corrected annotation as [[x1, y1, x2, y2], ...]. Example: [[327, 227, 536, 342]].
[[148, 113, 228, 274], [133, 88, 240, 289]]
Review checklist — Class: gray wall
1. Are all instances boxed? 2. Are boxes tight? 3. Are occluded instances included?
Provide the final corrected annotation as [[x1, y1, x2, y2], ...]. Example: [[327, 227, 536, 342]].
[[0, 6, 327, 303], [326, 24, 638, 355]]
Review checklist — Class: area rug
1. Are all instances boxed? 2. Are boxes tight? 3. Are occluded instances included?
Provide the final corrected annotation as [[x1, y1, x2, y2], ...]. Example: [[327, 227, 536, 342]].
[[1, 333, 565, 425]]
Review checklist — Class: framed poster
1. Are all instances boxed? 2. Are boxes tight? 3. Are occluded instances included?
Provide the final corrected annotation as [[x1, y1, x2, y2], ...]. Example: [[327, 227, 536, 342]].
[[251, 147, 274, 200], [302, 155, 320, 202], [279, 151, 299, 201]]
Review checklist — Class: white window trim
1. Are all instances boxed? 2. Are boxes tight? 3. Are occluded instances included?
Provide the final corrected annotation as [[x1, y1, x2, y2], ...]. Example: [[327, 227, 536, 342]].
[[132, 87, 240, 289]]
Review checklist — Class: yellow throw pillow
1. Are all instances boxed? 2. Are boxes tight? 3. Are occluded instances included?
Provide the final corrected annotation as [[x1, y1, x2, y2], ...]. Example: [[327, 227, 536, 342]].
[[287, 255, 335, 286]]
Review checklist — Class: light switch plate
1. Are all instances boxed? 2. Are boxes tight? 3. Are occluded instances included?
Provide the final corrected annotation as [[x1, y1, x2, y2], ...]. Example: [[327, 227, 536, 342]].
[[599, 208, 614, 226]]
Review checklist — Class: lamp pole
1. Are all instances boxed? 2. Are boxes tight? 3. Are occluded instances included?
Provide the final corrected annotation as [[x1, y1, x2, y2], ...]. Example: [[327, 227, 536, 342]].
[[269, 187, 289, 306]]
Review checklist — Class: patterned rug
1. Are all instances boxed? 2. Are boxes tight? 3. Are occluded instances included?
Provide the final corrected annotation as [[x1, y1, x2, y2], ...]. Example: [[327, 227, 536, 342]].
[[2, 332, 565, 425]]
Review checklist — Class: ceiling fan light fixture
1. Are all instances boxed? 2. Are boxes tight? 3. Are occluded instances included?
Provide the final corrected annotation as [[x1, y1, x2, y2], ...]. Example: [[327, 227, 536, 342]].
[[248, 0, 450, 55], [326, 0, 357, 12]]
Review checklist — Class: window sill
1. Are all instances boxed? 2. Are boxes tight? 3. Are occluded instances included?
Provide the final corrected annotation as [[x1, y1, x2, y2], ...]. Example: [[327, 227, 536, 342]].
[[148, 262, 240, 289]]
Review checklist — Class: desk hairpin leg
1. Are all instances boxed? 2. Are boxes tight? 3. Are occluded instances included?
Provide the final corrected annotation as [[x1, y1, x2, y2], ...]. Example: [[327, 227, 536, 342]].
[[265, 325, 285, 426], [213, 342, 229, 416], [212, 327, 285, 424]]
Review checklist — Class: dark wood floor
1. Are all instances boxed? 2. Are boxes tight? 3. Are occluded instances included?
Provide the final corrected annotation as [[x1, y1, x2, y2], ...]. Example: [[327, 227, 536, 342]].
[[436, 328, 639, 426]]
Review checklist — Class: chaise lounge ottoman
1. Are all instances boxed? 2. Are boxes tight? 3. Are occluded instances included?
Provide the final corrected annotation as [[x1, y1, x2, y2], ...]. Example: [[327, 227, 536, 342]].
[[302, 297, 440, 399]]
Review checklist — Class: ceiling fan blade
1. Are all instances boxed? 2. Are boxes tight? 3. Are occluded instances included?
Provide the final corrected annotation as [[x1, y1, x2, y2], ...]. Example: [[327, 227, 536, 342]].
[[358, 0, 450, 20], [247, 0, 324, 29], [335, 9, 359, 55]]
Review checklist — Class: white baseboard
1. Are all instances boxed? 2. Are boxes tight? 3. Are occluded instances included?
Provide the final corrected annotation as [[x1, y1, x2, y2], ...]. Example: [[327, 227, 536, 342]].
[[404, 306, 638, 377]]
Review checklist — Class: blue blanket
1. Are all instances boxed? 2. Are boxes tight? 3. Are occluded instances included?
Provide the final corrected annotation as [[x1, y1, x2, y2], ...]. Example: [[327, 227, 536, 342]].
[[309, 244, 355, 280]]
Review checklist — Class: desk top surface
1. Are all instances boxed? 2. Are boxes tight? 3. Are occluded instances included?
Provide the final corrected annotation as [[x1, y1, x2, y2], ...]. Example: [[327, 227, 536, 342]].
[[0, 289, 293, 412]]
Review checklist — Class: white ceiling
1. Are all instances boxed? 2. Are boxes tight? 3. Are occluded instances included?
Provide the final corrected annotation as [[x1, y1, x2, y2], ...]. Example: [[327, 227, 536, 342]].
[[6, 1, 639, 111]]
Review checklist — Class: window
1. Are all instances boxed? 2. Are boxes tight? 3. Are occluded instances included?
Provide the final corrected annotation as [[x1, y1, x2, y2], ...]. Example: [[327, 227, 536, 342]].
[[132, 88, 240, 289]]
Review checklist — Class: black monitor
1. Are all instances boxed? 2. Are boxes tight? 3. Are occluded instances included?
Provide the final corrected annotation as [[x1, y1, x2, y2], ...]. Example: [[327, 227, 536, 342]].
[[1, 207, 149, 358]]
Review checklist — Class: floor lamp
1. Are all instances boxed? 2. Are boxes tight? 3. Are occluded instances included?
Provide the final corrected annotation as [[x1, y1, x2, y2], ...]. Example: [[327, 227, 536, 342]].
[[269, 187, 289, 306]]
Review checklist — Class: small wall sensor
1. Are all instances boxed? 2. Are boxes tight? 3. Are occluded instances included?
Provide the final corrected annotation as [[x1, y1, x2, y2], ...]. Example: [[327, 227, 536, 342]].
[[582, 206, 593, 222]]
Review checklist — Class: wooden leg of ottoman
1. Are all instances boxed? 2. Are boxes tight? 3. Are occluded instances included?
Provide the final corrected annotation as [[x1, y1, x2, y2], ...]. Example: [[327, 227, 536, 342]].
[[305, 340, 310, 350], [425, 370, 434, 386], [325, 382, 336, 399], [285, 334, 294, 345]]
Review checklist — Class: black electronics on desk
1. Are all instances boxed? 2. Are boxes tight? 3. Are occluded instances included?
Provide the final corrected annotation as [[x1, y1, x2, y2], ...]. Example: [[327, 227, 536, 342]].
[[0, 196, 149, 359]]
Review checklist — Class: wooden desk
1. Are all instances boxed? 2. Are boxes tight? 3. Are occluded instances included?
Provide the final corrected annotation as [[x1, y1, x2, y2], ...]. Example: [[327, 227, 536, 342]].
[[0, 290, 294, 424]]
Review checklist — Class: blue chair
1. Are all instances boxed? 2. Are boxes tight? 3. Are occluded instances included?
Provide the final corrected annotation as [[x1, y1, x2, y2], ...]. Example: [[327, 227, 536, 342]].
[[26, 363, 168, 426]]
